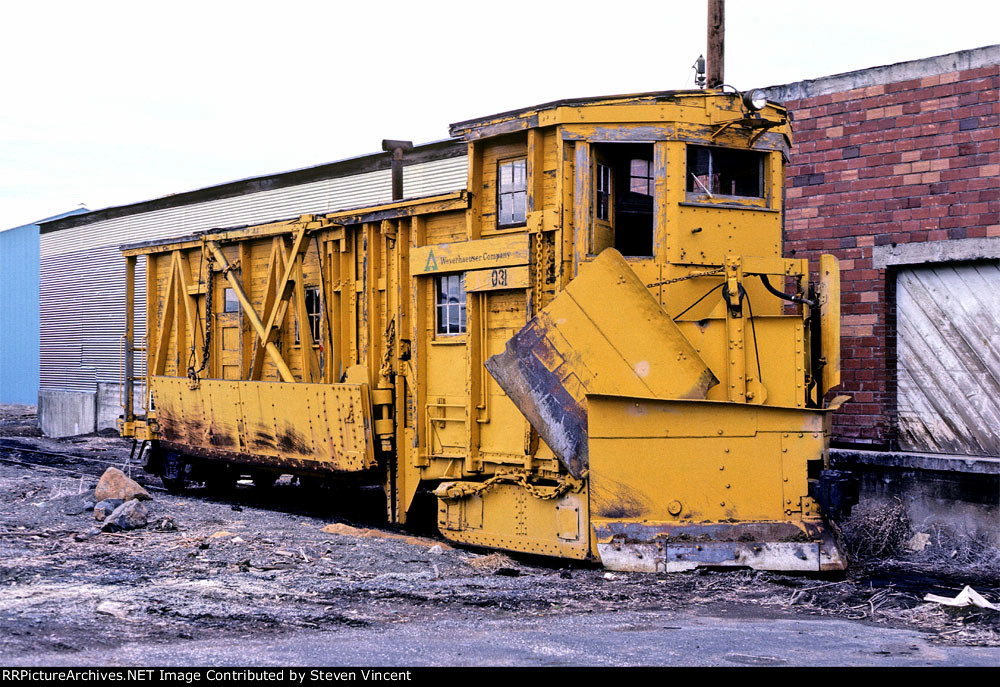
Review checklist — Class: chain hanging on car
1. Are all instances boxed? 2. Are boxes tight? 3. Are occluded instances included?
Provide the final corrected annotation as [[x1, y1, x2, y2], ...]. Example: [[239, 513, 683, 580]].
[[187, 247, 214, 385]]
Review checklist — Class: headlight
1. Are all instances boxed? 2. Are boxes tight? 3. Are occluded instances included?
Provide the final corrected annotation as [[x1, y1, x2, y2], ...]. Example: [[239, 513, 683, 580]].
[[743, 89, 767, 112]]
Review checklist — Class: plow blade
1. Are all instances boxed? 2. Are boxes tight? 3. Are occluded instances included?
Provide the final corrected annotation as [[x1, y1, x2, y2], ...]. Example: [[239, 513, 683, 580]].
[[587, 394, 846, 572], [485, 249, 717, 477]]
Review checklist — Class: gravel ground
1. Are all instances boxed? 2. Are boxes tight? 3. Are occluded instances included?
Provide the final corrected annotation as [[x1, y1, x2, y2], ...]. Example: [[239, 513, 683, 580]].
[[1, 404, 997, 664]]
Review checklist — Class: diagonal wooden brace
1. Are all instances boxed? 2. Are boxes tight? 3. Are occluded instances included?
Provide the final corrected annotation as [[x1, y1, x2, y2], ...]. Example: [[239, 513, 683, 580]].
[[205, 239, 297, 383]]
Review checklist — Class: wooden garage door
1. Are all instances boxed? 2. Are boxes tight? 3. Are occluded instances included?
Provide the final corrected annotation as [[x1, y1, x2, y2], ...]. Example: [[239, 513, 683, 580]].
[[896, 261, 1000, 456]]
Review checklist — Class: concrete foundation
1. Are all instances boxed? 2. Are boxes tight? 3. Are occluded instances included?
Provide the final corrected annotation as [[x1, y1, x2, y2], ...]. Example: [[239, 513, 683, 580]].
[[38, 389, 96, 438], [831, 448, 1000, 547], [38, 385, 146, 436], [97, 382, 144, 431]]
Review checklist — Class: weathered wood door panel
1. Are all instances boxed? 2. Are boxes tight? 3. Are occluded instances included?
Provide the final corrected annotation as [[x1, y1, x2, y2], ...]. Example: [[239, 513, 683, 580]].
[[896, 262, 1000, 456]]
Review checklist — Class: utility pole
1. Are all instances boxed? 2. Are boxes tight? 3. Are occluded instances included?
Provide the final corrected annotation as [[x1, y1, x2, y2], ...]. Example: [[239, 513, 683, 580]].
[[707, 0, 725, 88]]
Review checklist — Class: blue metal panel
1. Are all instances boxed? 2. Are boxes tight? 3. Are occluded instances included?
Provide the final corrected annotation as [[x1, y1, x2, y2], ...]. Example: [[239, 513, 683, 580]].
[[0, 209, 87, 404], [0, 223, 39, 404]]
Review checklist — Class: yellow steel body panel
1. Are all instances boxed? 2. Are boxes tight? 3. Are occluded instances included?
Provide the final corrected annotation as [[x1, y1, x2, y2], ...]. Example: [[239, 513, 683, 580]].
[[819, 254, 841, 395], [464, 265, 530, 292], [484, 248, 718, 477], [436, 481, 589, 559], [151, 376, 375, 472], [587, 395, 823, 523], [585, 394, 843, 572]]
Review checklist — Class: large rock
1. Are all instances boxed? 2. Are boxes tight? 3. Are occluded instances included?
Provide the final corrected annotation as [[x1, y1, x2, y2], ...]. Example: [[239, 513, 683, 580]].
[[101, 500, 149, 532], [94, 467, 151, 502]]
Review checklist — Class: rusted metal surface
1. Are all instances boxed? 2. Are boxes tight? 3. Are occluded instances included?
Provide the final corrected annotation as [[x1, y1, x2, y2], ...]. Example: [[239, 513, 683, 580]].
[[151, 376, 376, 472], [896, 262, 1000, 457], [593, 519, 845, 573], [159, 441, 377, 476]]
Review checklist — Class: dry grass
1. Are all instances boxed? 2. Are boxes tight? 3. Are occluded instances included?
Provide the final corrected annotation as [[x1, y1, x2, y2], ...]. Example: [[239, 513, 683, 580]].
[[840, 498, 911, 560], [463, 552, 518, 573], [909, 524, 1000, 575]]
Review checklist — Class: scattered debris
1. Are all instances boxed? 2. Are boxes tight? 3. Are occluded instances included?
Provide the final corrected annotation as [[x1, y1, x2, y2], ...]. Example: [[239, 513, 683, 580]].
[[152, 515, 178, 532], [209, 530, 235, 539], [94, 499, 124, 521], [907, 532, 931, 553], [320, 522, 450, 549], [925, 586, 1000, 612], [428, 544, 444, 555], [96, 600, 131, 620], [1, 404, 998, 659], [100, 499, 149, 532]]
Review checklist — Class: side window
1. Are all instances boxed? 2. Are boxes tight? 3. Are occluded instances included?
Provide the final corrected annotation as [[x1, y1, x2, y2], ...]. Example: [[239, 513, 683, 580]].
[[223, 287, 240, 313], [435, 274, 466, 336], [294, 286, 322, 344], [306, 287, 322, 343], [498, 158, 527, 227], [686, 145, 764, 198]]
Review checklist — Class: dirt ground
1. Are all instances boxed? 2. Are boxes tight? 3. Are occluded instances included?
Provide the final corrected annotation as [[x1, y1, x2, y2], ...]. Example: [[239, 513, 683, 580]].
[[1, 404, 997, 663]]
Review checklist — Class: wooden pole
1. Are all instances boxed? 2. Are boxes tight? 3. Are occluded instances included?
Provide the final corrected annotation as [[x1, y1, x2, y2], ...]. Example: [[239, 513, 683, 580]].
[[707, 0, 725, 88]]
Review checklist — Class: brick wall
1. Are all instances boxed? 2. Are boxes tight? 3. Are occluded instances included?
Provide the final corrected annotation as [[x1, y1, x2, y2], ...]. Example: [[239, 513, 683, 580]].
[[775, 54, 999, 448]]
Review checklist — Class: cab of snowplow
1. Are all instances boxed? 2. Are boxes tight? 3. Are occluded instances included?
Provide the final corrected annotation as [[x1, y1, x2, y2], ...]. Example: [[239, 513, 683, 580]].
[[437, 89, 852, 571]]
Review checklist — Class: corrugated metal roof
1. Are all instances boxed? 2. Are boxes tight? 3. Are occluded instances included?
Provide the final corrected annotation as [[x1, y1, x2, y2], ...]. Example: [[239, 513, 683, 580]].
[[39, 139, 465, 234], [1, 207, 88, 235]]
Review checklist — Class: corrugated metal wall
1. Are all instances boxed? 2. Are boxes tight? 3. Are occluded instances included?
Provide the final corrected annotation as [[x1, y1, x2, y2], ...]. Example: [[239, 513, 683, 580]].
[[39, 156, 468, 392], [896, 261, 1000, 457], [0, 224, 40, 403]]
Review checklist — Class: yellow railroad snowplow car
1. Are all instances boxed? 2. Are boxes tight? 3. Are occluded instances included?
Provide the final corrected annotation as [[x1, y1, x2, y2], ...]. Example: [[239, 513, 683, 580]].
[[120, 89, 856, 572]]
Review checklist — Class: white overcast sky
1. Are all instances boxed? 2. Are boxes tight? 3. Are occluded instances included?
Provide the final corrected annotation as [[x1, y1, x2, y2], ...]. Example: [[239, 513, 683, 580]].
[[1, 0, 997, 230]]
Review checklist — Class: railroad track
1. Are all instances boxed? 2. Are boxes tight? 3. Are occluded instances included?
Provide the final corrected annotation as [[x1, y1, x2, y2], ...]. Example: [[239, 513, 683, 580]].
[[0, 438, 400, 526], [0, 439, 163, 491]]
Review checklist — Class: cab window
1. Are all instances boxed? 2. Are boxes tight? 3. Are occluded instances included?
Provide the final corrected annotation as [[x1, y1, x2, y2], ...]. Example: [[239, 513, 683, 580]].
[[686, 145, 764, 198]]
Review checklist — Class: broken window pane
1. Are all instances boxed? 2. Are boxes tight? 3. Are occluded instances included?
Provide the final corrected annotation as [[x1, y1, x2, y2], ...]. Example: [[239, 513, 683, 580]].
[[295, 286, 322, 344], [686, 145, 764, 198]]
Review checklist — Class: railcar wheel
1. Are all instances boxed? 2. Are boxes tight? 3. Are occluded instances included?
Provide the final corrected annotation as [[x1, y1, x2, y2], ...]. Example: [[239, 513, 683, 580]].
[[203, 464, 238, 494], [161, 450, 188, 493], [252, 471, 279, 490]]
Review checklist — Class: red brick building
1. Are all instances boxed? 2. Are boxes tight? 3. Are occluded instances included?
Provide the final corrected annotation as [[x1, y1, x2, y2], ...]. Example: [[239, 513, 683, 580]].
[[766, 45, 999, 459]]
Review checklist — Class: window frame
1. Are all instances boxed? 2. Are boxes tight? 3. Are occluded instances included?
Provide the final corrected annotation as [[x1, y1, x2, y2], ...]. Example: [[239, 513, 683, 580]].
[[628, 158, 655, 197], [685, 144, 768, 207], [595, 161, 613, 222], [294, 285, 323, 346], [223, 287, 240, 313], [497, 157, 528, 228], [434, 273, 467, 337]]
